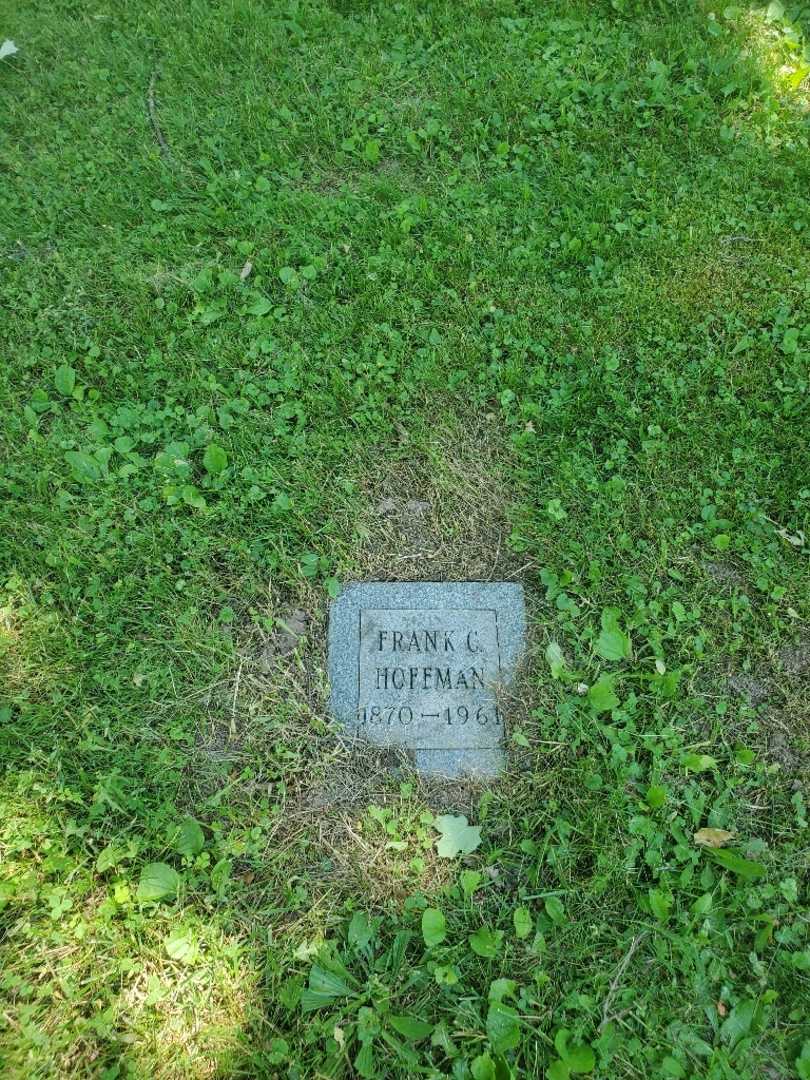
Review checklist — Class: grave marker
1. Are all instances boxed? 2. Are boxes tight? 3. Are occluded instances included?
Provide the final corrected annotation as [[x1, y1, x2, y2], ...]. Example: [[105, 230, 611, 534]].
[[329, 582, 525, 777]]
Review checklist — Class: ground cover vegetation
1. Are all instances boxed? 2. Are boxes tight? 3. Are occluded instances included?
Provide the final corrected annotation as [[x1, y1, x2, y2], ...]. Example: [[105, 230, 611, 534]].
[[1, 0, 809, 1076]]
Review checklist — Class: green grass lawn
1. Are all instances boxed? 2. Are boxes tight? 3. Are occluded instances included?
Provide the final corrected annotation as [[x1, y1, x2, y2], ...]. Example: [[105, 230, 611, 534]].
[[1, 0, 809, 1076]]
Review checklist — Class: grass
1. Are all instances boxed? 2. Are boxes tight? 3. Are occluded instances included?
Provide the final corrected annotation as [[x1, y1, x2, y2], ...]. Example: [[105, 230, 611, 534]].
[[1, 0, 809, 1076]]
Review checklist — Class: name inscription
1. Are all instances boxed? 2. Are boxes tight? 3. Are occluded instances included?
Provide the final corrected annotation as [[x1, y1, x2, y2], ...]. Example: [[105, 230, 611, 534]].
[[356, 608, 502, 750]]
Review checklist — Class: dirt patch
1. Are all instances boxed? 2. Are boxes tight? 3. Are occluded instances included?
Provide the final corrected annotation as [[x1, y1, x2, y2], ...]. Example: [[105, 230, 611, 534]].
[[183, 416, 545, 905], [354, 414, 526, 584], [767, 639, 810, 778], [728, 672, 772, 707], [285, 740, 485, 820], [4, 240, 56, 263], [777, 641, 810, 678], [704, 559, 748, 590], [183, 565, 521, 905], [273, 741, 482, 902], [768, 725, 803, 774], [258, 607, 309, 669], [182, 582, 329, 802]]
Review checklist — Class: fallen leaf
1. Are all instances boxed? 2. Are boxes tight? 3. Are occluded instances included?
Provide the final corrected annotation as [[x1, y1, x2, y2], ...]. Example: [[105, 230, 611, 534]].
[[434, 814, 482, 858], [776, 527, 805, 547], [694, 828, 735, 848], [545, 640, 567, 679], [717, 1000, 728, 1017]]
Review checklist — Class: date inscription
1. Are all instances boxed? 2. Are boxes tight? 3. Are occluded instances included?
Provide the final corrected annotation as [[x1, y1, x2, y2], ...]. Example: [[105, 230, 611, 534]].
[[358, 704, 500, 726]]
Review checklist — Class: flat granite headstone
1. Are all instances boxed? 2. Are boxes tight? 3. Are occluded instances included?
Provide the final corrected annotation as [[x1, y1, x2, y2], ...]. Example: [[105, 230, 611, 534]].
[[328, 582, 526, 778]]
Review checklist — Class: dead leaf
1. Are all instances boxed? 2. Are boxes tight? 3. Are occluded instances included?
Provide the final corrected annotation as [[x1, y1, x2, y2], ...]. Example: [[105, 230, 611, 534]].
[[240, 260, 253, 280], [693, 827, 735, 848], [716, 1000, 727, 1017], [776, 526, 805, 547]]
